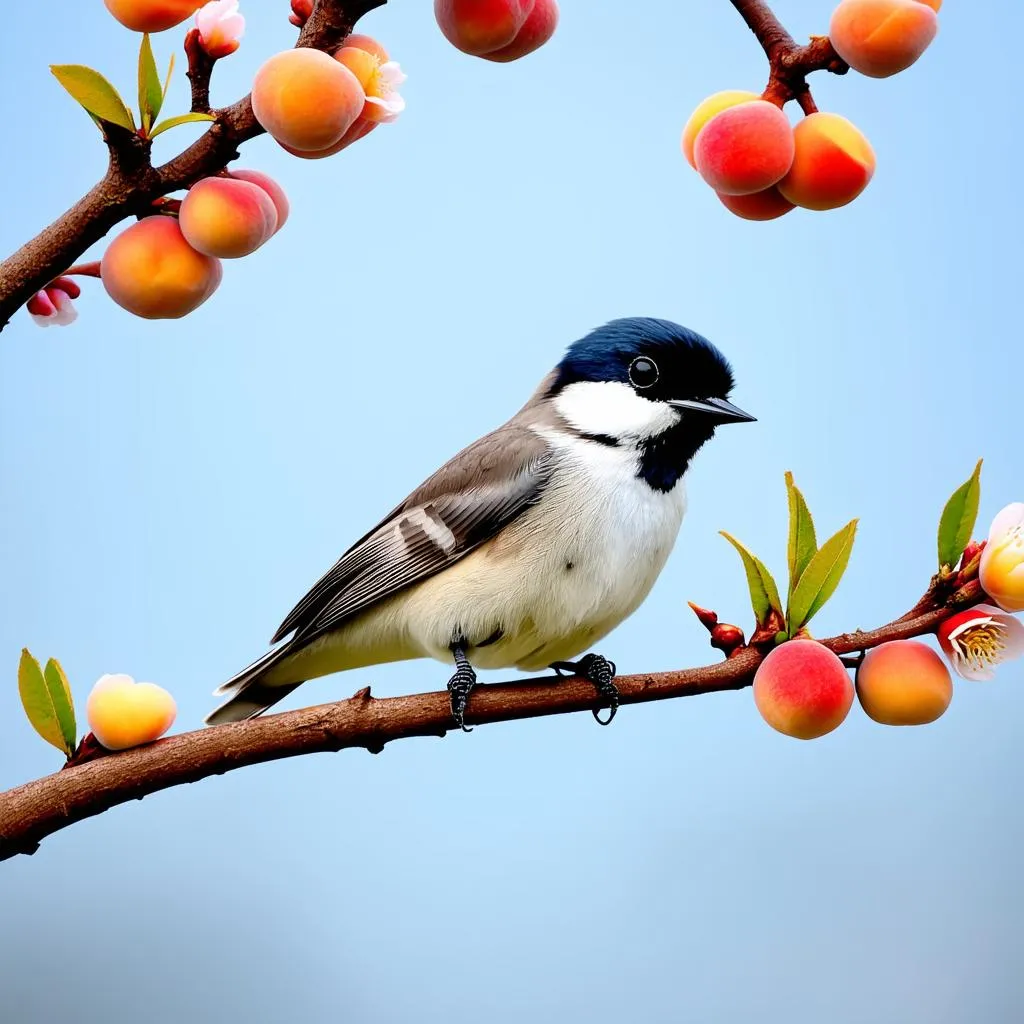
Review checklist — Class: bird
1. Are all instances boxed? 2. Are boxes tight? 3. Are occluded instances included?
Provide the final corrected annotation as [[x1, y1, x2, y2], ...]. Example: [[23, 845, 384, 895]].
[[206, 316, 754, 730]]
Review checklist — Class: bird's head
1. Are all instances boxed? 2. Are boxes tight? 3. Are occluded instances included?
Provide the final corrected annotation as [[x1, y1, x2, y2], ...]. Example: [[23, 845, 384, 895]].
[[545, 317, 754, 489]]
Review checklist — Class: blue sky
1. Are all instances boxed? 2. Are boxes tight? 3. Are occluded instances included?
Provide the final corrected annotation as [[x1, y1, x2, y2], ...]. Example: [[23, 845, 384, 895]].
[[1, 2, 1022, 1021]]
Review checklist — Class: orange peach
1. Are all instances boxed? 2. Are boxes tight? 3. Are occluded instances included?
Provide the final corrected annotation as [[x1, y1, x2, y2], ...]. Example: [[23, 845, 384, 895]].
[[101, 216, 222, 319], [681, 90, 760, 169], [87, 674, 177, 751], [829, 0, 938, 79], [694, 100, 794, 196], [434, 0, 532, 56], [179, 177, 278, 259], [777, 112, 875, 210], [856, 641, 953, 725], [104, 0, 203, 32], [717, 186, 794, 221], [343, 33, 390, 62], [334, 40, 405, 123], [753, 639, 854, 740], [280, 117, 378, 159], [483, 0, 559, 62], [915, 0, 941, 9], [251, 49, 365, 153], [228, 169, 290, 232]]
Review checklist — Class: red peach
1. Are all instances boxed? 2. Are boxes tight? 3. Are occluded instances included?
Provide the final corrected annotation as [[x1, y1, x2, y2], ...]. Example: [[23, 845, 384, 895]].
[[753, 639, 854, 740], [227, 169, 290, 233], [434, 0, 532, 56], [694, 100, 795, 196], [483, 0, 559, 62], [104, 0, 202, 32], [717, 186, 794, 221], [101, 216, 222, 319], [251, 49, 365, 153], [777, 112, 875, 210], [178, 177, 278, 259], [280, 118, 378, 160], [682, 90, 760, 169], [829, 0, 938, 79], [856, 641, 953, 726]]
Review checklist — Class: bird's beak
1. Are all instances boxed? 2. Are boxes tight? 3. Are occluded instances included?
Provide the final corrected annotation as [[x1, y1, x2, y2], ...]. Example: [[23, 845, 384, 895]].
[[669, 396, 756, 424]]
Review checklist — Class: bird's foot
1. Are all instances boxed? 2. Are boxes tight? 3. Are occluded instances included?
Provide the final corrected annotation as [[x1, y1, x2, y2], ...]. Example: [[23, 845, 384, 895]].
[[447, 645, 477, 733], [550, 654, 619, 725]]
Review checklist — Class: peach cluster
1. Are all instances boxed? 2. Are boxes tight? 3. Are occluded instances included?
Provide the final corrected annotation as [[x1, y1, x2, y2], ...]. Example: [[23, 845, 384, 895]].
[[100, 168, 285, 319], [251, 34, 404, 158], [683, 93, 876, 220], [434, 0, 559, 62], [829, 0, 940, 79]]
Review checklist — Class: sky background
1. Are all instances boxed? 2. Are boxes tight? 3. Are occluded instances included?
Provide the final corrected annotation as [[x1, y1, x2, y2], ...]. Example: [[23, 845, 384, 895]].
[[1, 1, 1022, 1021]]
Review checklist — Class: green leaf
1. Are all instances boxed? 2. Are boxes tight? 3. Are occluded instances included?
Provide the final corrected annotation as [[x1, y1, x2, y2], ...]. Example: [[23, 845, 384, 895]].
[[720, 532, 784, 627], [937, 459, 983, 569], [161, 52, 176, 103], [17, 649, 76, 757], [50, 64, 135, 131], [138, 34, 164, 134], [785, 471, 817, 598], [149, 111, 216, 139], [787, 520, 858, 634]]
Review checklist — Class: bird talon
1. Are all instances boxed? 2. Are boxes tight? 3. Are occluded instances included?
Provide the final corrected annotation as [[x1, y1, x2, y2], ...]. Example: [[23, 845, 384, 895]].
[[447, 645, 477, 733], [550, 654, 620, 725]]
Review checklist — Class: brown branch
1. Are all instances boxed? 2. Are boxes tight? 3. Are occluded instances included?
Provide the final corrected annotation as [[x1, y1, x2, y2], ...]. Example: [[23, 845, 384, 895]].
[[729, 0, 848, 109], [0, 0, 386, 332], [184, 29, 216, 115], [0, 581, 985, 863]]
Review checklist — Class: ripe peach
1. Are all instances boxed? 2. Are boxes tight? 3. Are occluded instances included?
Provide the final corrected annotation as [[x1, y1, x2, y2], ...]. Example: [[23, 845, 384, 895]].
[[179, 177, 278, 259], [280, 118, 378, 160], [87, 674, 177, 751], [434, 0, 532, 56], [682, 90, 760, 169], [334, 38, 405, 123], [694, 100, 794, 196], [753, 639, 854, 740], [101, 216, 222, 319], [251, 49, 365, 153], [855, 641, 952, 726], [717, 186, 794, 221], [343, 33, 390, 62], [829, 0, 938, 79], [228, 169, 290, 233], [915, 0, 941, 9], [777, 112, 875, 210], [104, 0, 203, 32], [483, 0, 559, 62]]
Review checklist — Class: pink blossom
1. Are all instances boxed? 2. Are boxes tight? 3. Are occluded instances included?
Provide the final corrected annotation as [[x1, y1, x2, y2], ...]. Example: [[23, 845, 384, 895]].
[[195, 0, 245, 59], [27, 277, 81, 328], [937, 604, 1024, 681]]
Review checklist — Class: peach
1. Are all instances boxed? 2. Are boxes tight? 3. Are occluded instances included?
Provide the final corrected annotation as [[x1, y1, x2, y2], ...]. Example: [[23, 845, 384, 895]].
[[777, 112, 875, 210], [87, 674, 177, 751], [334, 39, 406, 123], [483, 0, 559, 62], [856, 641, 952, 726], [104, 0, 203, 32], [434, 0, 532, 56], [101, 216, 222, 319], [829, 0, 938, 79], [753, 639, 854, 740], [280, 118, 378, 160], [717, 186, 794, 221], [179, 177, 278, 259], [915, 0, 941, 9], [694, 100, 794, 196], [228, 169, 290, 233], [251, 49, 365, 153], [344, 33, 390, 62], [681, 90, 760, 169]]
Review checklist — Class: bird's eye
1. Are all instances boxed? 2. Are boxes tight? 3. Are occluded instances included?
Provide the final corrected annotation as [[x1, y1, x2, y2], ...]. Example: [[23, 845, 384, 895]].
[[629, 356, 659, 389]]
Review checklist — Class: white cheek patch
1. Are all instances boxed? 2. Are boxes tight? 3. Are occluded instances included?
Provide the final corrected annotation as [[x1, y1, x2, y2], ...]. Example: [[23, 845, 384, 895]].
[[554, 381, 678, 440]]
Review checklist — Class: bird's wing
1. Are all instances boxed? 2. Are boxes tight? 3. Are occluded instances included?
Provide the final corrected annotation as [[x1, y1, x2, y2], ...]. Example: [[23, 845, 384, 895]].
[[271, 422, 554, 645]]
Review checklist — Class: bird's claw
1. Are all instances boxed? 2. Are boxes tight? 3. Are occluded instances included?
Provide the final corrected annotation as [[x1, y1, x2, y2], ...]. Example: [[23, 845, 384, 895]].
[[550, 654, 619, 725], [447, 665, 476, 733]]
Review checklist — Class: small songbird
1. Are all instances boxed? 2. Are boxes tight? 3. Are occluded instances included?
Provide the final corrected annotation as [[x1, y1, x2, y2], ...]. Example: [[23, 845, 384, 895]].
[[206, 317, 754, 730]]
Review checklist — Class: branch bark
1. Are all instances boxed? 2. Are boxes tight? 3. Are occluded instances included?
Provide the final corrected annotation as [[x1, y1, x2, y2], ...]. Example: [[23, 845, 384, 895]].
[[0, 0, 386, 331], [0, 582, 984, 863]]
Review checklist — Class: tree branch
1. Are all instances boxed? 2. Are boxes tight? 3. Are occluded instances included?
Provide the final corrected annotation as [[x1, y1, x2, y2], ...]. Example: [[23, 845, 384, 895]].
[[729, 0, 848, 111], [0, 581, 985, 863], [0, 0, 386, 332]]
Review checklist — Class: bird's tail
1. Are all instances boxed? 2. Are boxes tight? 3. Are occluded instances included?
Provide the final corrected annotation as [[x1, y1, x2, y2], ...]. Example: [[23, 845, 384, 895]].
[[205, 646, 303, 727]]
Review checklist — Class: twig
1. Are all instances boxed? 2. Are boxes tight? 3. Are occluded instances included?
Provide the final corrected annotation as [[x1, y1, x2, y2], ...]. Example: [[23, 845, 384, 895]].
[[184, 29, 216, 115], [0, 583, 984, 863]]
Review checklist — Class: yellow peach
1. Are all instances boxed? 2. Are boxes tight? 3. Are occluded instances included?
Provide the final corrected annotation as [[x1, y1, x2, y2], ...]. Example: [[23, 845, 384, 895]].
[[279, 118, 378, 159], [829, 0, 938, 79], [856, 641, 952, 725], [104, 0, 203, 32], [179, 177, 278, 259], [681, 90, 760, 169], [777, 112, 875, 210], [86, 674, 177, 751], [251, 48, 365, 153], [101, 216, 222, 319]]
